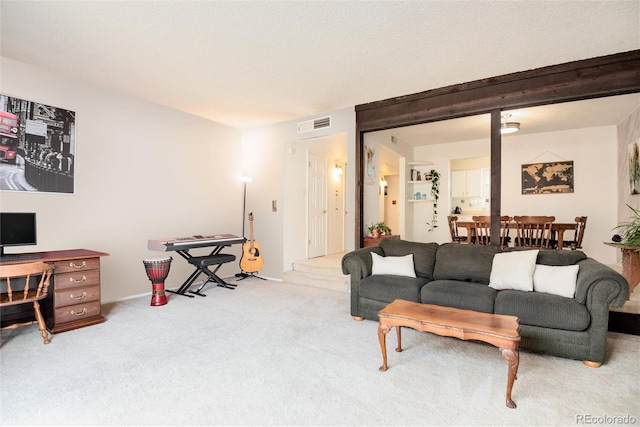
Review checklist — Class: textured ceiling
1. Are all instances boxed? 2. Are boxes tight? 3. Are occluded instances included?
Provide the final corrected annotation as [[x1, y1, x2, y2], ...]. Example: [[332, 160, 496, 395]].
[[1, 1, 639, 129]]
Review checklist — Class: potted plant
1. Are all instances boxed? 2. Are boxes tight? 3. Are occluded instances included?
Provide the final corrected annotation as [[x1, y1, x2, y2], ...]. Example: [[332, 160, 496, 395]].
[[613, 204, 640, 245], [426, 169, 440, 231], [367, 221, 392, 237], [376, 221, 392, 236], [367, 222, 379, 237]]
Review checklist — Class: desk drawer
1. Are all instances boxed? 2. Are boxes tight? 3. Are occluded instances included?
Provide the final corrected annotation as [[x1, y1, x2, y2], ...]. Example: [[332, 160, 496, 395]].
[[54, 285, 100, 308], [54, 270, 100, 291], [54, 258, 100, 274], [54, 301, 101, 324]]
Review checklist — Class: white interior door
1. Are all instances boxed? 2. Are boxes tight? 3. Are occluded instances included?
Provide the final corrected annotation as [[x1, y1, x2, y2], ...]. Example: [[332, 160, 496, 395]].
[[327, 161, 346, 254], [308, 152, 327, 258]]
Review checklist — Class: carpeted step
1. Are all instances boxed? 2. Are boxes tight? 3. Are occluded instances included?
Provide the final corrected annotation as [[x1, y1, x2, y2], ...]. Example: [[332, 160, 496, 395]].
[[291, 258, 344, 276], [283, 269, 349, 293]]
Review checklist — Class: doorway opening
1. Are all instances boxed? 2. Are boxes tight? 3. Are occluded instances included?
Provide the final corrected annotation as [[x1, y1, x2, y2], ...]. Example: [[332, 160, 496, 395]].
[[307, 152, 347, 258], [283, 132, 347, 260]]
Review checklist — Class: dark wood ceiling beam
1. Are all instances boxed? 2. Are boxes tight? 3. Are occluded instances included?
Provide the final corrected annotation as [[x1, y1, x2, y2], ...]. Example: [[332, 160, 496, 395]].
[[356, 50, 640, 133]]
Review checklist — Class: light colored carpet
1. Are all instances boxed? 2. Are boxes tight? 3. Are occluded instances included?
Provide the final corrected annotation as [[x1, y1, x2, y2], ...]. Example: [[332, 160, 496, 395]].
[[1, 277, 639, 426]]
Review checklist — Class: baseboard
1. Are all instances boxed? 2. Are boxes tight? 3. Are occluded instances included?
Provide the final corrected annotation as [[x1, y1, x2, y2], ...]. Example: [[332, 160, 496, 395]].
[[608, 311, 640, 335]]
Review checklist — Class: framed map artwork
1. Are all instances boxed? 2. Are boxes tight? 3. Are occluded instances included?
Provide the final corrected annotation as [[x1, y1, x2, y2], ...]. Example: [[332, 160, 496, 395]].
[[521, 161, 574, 195]]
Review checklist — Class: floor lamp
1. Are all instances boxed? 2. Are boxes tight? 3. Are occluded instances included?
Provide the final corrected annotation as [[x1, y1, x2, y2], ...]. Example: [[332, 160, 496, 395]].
[[239, 176, 252, 239]]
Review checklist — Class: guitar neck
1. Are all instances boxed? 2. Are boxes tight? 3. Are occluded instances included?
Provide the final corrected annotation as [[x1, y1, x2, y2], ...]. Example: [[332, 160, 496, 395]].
[[249, 215, 255, 248]]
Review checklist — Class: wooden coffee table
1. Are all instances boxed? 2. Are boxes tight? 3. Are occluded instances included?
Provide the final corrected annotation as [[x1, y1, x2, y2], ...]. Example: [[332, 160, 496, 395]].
[[377, 299, 521, 409]]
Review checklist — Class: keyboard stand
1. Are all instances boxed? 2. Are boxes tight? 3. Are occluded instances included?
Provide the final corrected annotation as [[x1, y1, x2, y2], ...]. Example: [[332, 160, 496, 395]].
[[166, 248, 236, 297]]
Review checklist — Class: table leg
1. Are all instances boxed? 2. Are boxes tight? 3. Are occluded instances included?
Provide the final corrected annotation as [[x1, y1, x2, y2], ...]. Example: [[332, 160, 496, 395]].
[[501, 347, 519, 409], [378, 323, 392, 372], [395, 325, 403, 352], [557, 230, 564, 250]]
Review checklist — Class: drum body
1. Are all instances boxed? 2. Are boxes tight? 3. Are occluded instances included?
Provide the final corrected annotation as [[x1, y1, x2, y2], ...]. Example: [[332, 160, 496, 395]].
[[143, 257, 172, 306]]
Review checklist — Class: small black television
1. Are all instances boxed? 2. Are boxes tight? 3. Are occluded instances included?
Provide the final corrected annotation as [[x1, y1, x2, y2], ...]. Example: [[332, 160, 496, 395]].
[[0, 212, 37, 257]]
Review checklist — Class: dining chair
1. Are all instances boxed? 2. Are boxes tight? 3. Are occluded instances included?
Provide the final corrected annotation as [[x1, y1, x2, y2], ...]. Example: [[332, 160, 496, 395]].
[[557, 216, 587, 250], [0, 261, 54, 345], [472, 215, 512, 247], [513, 215, 556, 249], [447, 215, 468, 243]]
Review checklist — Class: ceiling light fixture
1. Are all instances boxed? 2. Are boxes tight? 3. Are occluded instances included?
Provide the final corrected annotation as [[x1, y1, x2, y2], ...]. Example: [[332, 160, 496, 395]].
[[500, 113, 521, 135]]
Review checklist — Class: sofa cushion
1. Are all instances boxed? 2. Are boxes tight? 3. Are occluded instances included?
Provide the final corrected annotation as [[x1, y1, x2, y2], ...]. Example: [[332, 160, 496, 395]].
[[494, 290, 590, 331], [380, 239, 438, 280], [489, 250, 538, 291], [420, 280, 497, 313], [433, 243, 500, 285], [360, 275, 430, 303], [503, 247, 587, 266], [533, 264, 579, 298]]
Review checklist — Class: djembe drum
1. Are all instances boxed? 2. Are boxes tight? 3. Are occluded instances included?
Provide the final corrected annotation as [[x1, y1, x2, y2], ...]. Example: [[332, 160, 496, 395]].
[[143, 257, 172, 306]]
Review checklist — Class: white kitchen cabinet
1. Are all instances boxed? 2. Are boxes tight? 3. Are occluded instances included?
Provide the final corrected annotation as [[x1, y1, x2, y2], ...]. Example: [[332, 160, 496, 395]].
[[481, 167, 490, 198], [451, 168, 482, 198]]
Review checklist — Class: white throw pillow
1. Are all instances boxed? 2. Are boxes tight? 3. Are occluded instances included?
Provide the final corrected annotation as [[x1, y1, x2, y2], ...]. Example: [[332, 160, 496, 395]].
[[489, 250, 539, 291], [533, 264, 579, 298], [371, 252, 416, 278]]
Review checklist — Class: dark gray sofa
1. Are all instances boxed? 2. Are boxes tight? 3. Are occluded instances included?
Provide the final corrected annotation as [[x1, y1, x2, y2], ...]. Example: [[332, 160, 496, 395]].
[[341, 239, 629, 366]]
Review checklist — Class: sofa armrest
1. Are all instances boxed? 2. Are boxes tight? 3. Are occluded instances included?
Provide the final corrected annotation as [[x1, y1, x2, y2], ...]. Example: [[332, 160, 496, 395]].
[[341, 246, 383, 281], [342, 246, 384, 318], [575, 258, 629, 307]]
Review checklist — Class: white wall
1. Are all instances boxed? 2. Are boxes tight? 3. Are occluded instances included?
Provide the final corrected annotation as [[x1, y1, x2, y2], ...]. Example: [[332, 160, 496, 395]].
[[414, 127, 619, 264], [0, 57, 243, 303], [242, 107, 356, 275]]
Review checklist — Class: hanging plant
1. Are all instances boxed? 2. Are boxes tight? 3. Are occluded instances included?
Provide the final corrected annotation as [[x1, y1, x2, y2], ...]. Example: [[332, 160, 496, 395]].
[[426, 169, 440, 231]]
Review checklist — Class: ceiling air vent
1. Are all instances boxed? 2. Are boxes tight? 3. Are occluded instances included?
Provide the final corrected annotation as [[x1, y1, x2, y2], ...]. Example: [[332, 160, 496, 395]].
[[297, 116, 331, 133]]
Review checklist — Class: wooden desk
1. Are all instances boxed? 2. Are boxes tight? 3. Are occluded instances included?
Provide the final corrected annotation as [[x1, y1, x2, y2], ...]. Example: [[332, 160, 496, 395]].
[[363, 234, 400, 248], [0, 249, 109, 333], [457, 221, 576, 247], [604, 242, 639, 298]]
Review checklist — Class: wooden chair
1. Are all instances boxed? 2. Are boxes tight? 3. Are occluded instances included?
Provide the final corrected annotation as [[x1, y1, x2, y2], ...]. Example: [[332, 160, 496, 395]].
[[556, 216, 587, 250], [472, 215, 512, 247], [513, 215, 556, 249], [0, 261, 54, 344], [447, 215, 468, 243]]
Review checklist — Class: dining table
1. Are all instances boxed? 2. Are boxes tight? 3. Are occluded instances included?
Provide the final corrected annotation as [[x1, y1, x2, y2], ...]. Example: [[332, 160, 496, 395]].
[[456, 220, 577, 248]]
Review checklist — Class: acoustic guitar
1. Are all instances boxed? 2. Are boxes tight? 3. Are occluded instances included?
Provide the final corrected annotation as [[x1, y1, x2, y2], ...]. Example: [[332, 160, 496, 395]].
[[239, 212, 264, 273]]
